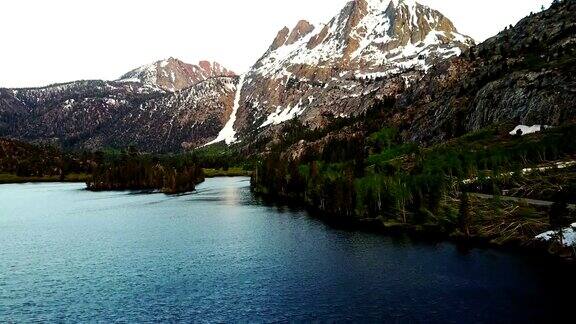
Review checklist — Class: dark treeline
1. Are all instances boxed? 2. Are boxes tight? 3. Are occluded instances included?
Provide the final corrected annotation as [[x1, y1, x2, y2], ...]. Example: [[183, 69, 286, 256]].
[[189, 143, 256, 171], [1, 139, 205, 193], [86, 143, 258, 193], [1, 137, 253, 193], [0, 138, 90, 179], [86, 147, 205, 194]]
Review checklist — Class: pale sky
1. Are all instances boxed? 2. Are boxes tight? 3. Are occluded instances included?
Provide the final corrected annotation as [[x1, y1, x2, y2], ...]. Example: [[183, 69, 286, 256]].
[[1, 0, 552, 88]]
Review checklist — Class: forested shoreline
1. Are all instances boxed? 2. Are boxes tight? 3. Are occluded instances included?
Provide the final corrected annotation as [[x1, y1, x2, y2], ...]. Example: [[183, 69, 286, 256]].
[[3, 125, 576, 258], [251, 123, 576, 258], [0, 138, 92, 183]]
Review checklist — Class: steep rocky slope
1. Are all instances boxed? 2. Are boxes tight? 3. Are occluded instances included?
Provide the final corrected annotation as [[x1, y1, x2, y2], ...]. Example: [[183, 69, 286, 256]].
[[0, 56, 239, 152], [109, 76, 238, 151], [394, 0, 576, 144], [119, 57, 236, 92], [228, 0, 473, 141], [1, 77, 238, 152]]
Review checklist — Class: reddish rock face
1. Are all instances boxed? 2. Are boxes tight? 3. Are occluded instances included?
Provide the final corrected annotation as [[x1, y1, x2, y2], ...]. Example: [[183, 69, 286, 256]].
[[118, 57, 236, 92], [270, 27, 290, 51], [286, 20, 315, 45]]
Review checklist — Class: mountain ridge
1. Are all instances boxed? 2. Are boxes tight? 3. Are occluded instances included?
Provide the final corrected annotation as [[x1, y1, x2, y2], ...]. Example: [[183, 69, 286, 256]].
[[118, 57, 236, 92], [4, 0, 571, 154]]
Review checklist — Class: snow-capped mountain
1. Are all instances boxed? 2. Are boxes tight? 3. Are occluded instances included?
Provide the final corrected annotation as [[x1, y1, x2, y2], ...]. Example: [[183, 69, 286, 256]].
[[1, 0, 480, 152], [118, 57, 236, 92], [223, 0, 474, 141], [254, 0, 473, 78]]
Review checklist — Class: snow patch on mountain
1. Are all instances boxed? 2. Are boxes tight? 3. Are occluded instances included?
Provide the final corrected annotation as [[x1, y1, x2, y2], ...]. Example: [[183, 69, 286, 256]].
[[205, 75, 246, 146], [509, 125, 551, 136], [260, 100, 306, 128]]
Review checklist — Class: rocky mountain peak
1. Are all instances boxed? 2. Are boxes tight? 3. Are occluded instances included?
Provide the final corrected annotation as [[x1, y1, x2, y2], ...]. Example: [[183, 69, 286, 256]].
[[269, 20, 316, 52], [340, 0, 475, 69], [224, 0, 476, 145], [287, 20, 315, 45], [252, 0, 473, 79], [118, 58, 236, 92], [270, 27, 291, 52]]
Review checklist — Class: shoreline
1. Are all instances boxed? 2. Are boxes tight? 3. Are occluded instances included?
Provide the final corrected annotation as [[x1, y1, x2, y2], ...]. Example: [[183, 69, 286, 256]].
[[203, 168, 253, 178], [1, 175, 251, 195], [253, 190, 576, 265], [0, 168, 252, 185], [0, 173, 90, 184], [2, 176, 572, 264]]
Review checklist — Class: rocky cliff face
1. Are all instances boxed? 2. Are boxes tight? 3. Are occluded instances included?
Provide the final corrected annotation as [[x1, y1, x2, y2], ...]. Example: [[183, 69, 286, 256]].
[[228, 0, 473, 141], [119, 57, 236, 92], [393, 0, 576, 144]]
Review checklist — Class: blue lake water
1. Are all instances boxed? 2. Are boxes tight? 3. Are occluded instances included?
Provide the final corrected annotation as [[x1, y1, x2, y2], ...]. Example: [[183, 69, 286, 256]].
[[0, 177, 573, 322]]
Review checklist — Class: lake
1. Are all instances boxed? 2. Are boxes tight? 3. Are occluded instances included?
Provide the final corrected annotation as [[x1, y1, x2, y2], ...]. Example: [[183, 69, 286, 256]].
[[0, 177, 573, 322]]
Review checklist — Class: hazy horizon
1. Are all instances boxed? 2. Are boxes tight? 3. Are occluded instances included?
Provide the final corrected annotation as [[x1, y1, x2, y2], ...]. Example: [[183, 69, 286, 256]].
[[2, 0, 552, 88]]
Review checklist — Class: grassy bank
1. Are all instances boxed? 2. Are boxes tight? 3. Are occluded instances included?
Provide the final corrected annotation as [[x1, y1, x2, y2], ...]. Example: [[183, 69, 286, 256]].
[[203, 168, 252, 178], [0, 173, 90, 184]]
